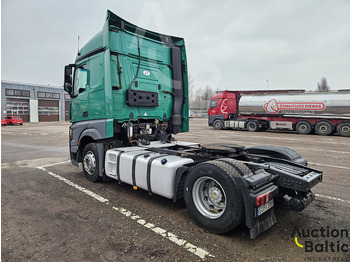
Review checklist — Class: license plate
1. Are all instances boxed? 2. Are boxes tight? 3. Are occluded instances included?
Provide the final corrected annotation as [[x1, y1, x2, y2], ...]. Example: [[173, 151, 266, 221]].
[[256, 199, 274, 216]]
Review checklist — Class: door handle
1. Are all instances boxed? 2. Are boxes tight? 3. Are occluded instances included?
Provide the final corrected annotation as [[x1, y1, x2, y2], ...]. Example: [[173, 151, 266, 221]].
[[83, 111, 88, 118]]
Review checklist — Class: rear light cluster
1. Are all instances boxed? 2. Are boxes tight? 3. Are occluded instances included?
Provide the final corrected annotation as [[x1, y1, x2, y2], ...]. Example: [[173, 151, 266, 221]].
[[256, 191, 272, 206]]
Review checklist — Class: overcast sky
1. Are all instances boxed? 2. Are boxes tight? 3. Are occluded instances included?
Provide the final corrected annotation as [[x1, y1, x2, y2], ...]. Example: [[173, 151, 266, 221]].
[[2, 0, 350, 91]]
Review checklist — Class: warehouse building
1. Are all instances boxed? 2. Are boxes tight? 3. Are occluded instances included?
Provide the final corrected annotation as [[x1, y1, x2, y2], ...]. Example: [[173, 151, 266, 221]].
[[1, 80, 70, 122]]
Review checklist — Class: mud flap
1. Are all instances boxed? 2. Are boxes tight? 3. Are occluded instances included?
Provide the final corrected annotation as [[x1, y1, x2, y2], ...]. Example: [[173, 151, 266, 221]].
[[96, 143, 105, 178], [249, 208, 277, 239], [234, 175, 279, 239]]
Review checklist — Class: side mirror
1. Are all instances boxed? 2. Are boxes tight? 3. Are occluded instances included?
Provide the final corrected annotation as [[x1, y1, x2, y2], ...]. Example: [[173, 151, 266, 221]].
[[64, 64, 75, 94]]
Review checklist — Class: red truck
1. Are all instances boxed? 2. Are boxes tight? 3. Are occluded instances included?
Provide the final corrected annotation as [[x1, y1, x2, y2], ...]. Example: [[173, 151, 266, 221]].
[[208, 90, 350, 137]]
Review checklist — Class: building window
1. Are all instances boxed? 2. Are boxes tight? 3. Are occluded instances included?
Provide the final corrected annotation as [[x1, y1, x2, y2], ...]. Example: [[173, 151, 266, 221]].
[[6, 101, 29, 115], [6, 89, 30, 97], [37, 92, 60, 99]]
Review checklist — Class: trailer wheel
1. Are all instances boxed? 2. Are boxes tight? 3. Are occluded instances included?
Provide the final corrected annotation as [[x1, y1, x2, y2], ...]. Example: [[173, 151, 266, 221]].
[[184, 160, 245, 234], [82, 143, 102, 182], [247, 121, 258, 132], [213, 119, 224, 130], [296, 121, 312, 135], [315, 121, 332, 136], [337, 122, 350, 137]]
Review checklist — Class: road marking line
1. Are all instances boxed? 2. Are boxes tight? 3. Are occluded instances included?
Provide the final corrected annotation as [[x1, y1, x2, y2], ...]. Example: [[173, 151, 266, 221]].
[[316, 194, 350, 205], [215, 132, 350, 145], [37, 167, 109, 203], [308, 162, 350, 170], [112, 206, 214, 259], [212, 138, 350, 155], [293, 147, 350, 155], [37, 166, 214, 260], [38, 160, 71, 168]]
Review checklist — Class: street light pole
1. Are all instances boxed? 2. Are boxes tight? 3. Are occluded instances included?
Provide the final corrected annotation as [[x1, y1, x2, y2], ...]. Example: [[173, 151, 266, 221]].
[[267, 80, 269, 92]]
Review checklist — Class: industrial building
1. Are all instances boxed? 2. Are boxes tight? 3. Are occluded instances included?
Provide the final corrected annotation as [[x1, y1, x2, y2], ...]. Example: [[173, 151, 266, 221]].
[[1, 80, 70, 122]]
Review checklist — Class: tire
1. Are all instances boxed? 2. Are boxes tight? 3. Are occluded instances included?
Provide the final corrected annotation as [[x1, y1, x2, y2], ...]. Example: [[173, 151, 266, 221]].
[[82, 143, 102, 182], [337, 122, 350, 137], [315, 121, 332, 136], [296, 121, 312, 135], [9, 122, 13, 126], [213, 119, 224, 130], [259, 125, 269, 132], [247, 121, 258, 132], [184, 159, 248, 234]]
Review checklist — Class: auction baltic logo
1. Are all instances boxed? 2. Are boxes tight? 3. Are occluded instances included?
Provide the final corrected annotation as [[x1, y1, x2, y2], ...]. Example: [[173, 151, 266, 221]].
[[291, 226, 349, 253]]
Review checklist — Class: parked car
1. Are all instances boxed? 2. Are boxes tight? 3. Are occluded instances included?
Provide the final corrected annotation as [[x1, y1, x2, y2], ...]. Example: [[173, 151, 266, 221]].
[[5, 116, 23, 125], [1, 116, 7, 126]]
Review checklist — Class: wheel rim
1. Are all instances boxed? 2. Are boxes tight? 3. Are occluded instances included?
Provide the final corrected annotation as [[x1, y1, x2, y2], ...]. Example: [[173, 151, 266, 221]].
[[192, 176, 226, 219], [341, 125, 350, 134], [318, 124, 329, 133], [299, 124, 307, 132], [83, 151, 96, 176], [214, 121, 221, 129], [248, 122, 257, 130]]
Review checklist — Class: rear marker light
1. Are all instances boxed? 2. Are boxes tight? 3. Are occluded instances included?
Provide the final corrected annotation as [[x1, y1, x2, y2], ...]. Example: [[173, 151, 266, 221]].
[[256, 191, 272, 206]]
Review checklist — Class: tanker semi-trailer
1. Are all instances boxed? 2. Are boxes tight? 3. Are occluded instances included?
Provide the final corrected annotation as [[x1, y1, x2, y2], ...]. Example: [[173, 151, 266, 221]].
[[208, 90, 350, 136], [63, 10, 322, 238]]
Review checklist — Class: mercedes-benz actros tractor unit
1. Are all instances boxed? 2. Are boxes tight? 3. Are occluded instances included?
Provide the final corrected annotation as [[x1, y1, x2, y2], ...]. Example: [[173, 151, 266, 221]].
[[63, 10, 322, 238]]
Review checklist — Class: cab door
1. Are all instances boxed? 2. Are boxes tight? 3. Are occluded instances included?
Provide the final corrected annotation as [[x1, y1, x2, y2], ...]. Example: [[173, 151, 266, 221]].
[[71, 67, 89, 122]]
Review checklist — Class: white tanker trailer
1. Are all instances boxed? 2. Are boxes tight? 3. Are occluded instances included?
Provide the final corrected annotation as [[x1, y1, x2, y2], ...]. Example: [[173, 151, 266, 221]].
[[239, 92, 350, 117], [208, 90, 350, 136]]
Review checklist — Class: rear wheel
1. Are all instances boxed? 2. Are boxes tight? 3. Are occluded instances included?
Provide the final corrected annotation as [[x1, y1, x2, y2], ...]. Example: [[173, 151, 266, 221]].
[[259, 123, 269, 132], [337, 122, 350, 137], [184, 159, 249, 234], [247, 121, 258, 132], [296, 121, 312, 135], [315, 121, 332, 136], [213, 119, 224, 130], [82, 143, 102, 182]]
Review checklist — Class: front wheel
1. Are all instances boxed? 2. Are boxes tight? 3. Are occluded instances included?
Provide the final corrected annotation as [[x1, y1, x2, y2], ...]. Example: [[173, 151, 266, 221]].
[[213, 119, 223, 130], [184, 159, 247, 234], [82, 143, 102, 182]]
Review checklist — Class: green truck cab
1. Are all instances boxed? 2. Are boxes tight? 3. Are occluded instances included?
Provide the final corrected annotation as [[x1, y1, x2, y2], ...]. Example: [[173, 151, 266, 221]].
[[64, 10, 189, 168]]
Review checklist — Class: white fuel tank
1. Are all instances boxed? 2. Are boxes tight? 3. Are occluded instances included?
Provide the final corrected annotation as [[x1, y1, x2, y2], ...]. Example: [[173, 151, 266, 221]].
[[105, 147, 194, 199]]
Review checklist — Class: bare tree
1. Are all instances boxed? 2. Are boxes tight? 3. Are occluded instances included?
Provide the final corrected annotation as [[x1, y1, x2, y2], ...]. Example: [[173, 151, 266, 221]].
[[187, 75, 215, 112], [188, 74, 196, 108], [317, 77, 330, 92], [201, 85, 215, 109]]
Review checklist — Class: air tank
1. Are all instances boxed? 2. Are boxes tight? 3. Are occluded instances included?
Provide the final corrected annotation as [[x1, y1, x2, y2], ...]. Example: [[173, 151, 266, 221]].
[[238, 92, 350, 117]]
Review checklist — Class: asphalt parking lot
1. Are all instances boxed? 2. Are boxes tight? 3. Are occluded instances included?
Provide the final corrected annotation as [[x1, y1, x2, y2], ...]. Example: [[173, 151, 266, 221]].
[[2, 119, 349, 261]]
